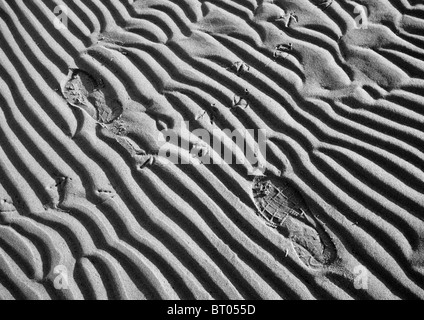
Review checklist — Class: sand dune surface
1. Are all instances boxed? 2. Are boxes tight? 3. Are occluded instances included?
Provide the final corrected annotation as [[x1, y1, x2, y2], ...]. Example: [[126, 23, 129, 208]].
[[1, 0, 424, 300]]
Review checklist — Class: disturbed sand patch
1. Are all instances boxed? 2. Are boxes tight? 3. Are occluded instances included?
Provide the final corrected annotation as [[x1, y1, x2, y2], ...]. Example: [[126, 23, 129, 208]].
[[62, 69, 123, 124], [1, 0, 424, 300], [252, 176, 338, 270]]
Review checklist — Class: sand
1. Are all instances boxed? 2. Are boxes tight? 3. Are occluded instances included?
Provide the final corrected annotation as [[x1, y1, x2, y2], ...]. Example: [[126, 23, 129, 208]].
[[0, 0, 424, 300]]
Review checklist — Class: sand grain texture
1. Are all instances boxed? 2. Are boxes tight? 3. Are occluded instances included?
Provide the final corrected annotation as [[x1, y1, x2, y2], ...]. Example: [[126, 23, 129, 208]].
[[0, 0, 424, 300]]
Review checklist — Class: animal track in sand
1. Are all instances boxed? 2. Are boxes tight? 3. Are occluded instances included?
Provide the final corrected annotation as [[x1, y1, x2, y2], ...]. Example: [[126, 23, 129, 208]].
[[311, 0, 334, 11], [231, 89, 250, 111], [274, 12, 299, 28], [0, 199, 16, 213], [227, 61, 251, 76]]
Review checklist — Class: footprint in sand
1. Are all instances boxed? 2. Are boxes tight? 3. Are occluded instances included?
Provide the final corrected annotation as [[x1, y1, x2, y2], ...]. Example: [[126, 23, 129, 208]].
[[62, 69, 168, 168], [252, 176, 338, 269], [62, 69, 123, 124]]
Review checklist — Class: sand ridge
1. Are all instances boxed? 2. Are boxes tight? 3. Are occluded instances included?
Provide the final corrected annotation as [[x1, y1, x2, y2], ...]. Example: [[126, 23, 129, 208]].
[[0, 0, 424, 300]]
